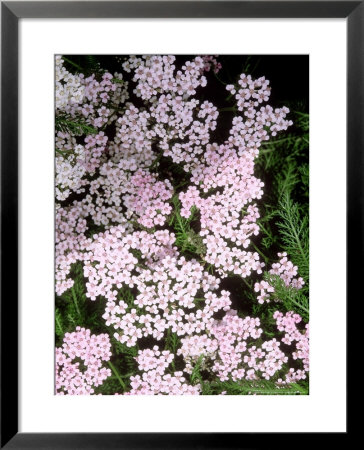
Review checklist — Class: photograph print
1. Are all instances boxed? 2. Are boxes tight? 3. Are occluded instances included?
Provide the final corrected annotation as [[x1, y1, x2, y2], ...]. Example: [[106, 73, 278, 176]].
[[55, 55, 309, 396]]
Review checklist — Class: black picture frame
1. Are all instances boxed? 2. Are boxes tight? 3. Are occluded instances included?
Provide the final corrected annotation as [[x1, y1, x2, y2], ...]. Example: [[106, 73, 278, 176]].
[[1, 1, 357, 448]]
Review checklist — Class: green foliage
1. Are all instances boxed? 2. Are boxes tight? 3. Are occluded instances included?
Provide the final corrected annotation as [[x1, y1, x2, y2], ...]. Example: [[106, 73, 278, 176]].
[[84, 55, 101, 73], [56, 114, 98, 137], [276, 157, 300, 197], [107, 361, 127, 390], [109, 341, 138, 391], [255, 206, 279, 250], [55, 263, 87, 345], [208, 379, 308, 395], [252, 106, 309, 324], [251, 302, 279, 338], [118, 286, 135, 308], [94, 375, 124, 395], [298, 163, 309, 205], [111, 77, 126, 85], [263, 273, 309, 322], [169, 197, 206, 256], [257, 110, 309, 201], [277, 193, 309, 286], [199, 380, 214, 395], [55, 263, 139, 393], [111, 337, 138, 357], [165, 329, 180, 354], [55, 308, 64, 338], [294, 109, 309, 132], [189, 355, 219, 395], [62, 55, 102, 76], [190, 355, 205, 385]]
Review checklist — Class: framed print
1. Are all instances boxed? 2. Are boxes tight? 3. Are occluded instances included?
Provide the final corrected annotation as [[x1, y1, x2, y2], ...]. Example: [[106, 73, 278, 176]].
[[1, 1, 357, 448]]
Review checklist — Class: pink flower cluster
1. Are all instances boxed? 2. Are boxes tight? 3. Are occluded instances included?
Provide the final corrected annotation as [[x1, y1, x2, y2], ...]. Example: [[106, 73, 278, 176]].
[[55, 57, 129, 202], [179, 144, 265, 277], [56, 56, 128, 127], [55, 131, 109, 202], [86, 164, 173, 228], [123, 169, 173, 227], [56, 169, 173, 293], [55, 132, 88, 201], [178, 309, 308, 384], [81, 132, 108, 172], [178, 310, 285, 382], [155, 97, 218, 172], [55, 202, 89, 295], [135, 347, 174, 372], [254, 252, 305, 304], [114, 104, 156, 164], [274, 311, 309, 381], [55, 327, 112, 395], [200, 55, 222, 74], [56, 55, 85, 110], [87, 228, 231, 346], [83, 228, 176, 300], [126, 346, 200, 395], [121, 56, 220, 173], [226, 73, 292, 135], [123, 55, 207, 100], [226, 73, 270, 111]]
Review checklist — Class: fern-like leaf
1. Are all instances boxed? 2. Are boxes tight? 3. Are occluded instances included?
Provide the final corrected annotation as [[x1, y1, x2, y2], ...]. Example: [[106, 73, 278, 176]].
[[190, 355, 204, 385], [55, 115, 98, 137], [212, 379, 308, 395], [264, 273, 309, 321], [277, 193, 309, 285]]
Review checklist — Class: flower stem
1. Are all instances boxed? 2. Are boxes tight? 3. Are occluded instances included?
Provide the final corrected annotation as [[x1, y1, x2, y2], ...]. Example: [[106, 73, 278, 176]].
[[62, 56, 83, 72], [251, 241, 269, 263], [218, 107, 237, 112], [71, 287, 81, 319], [108, 361, 126, 391], [213, 72, 228, 86], [55, 313, 63, 335]]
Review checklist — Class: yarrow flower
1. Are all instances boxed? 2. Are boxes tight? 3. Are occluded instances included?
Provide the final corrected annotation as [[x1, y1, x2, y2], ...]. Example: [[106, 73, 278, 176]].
[[200, 55, 222, 74], [254, 252, 305, 304], [55, 327, 112, 395], [126, 346, 200, 395]]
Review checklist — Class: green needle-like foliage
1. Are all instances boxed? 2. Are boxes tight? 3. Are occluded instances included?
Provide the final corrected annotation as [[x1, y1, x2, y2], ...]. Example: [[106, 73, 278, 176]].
[[55, 263, 87, 345], [252, 106, 309, 326], [165, 329, 180, 355], [277, 193, 309, 286], [209, 379, 308, 395], [62, 55, 102, 76], [55, 308, 64, 338], [169, 197, 206, 256], [56, 114, 98, 137], [264, 273, 309, 322], [190, 355, 205, 384]]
